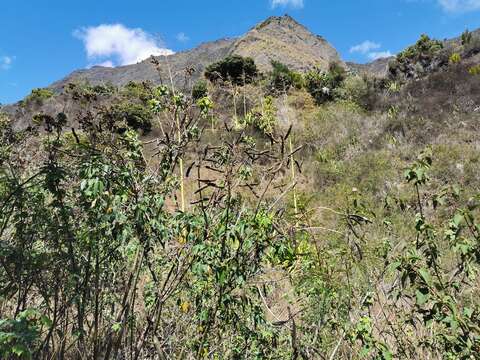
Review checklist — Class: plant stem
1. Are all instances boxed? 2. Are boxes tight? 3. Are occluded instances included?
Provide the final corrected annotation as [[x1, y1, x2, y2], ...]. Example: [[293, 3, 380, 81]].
[[289, 137, 298, 219]]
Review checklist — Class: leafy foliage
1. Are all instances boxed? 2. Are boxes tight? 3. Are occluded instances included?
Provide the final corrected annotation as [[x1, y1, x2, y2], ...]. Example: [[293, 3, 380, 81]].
[[22, 88, 55, 107], [205, 55, 258, 85], [0, 71, 297, 358], [389, 34, 445, 79], [192, 79, 208, 100], [449, 52, 461, 64], [461, 29, 472, 46], [108, 101, 154, 132], [469, 64, 480, 75], [266, 61, 304, 95], [305, 62, 346, 105], [0, 309, 51, 359], [245, 95, 278, 135], [3, 30, 480, 360]]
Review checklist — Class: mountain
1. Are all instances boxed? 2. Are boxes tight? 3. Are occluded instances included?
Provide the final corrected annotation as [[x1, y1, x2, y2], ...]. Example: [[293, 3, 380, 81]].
[[51, 15, 342, 91], [229, 15, 342, 72], [347, 57, 394, 78], [50, 37, 236, 91]]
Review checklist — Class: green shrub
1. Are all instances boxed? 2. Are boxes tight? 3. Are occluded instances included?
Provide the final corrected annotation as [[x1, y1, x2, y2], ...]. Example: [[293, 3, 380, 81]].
[[205, 55, 258, 85], [242, 96, 277, 135], [469, 64, 480, 75], [192, 80, 208, 100], [335, 75, 370, 108], [389, 34, 444, 79], [109, 102, 153, 132], [397, 34, 443, 62], [266, 61, 303, 94], [23, 88, 54, 106], [256, 96, 277, 135], [0, 309, 51, 359], [449, 52, 461, 64], [464, 35, 480, 57], [66, 82, 115, 102], [121, 81, 153, 102], [305, 62, 346, 105], [461, 29, 473, 45], [327, 62, 347, 85]]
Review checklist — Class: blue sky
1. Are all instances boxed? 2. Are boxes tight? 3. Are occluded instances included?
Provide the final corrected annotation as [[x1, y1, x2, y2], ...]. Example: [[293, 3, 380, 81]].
[[1, 0, 479, 104]]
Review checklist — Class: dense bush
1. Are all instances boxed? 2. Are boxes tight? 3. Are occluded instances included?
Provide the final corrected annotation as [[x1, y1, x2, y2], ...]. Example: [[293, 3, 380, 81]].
[[0, 83, 298, 359], [389, 34, 445, 79], [66, 82, 115, 102], [397, 34, 443, 63], [192, 79, 208, 100], [242, 95, 278, 135], [22, 88, 55, 106], [109, 101, 153, 132], [469, 64, 480, 75], [334, 75, 372, 108], [266, 61, 304, 94], [449, 52, 461, 64], [461, 29, 473, 45], [463, 35, 480, 57], [121, 81, 154, 102], [305, 62, 346, 105], [204, 55, 258, 85]]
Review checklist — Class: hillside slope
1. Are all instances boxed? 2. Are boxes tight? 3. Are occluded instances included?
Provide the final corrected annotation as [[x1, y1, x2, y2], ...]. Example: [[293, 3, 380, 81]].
[[51, 15, 341, 92]]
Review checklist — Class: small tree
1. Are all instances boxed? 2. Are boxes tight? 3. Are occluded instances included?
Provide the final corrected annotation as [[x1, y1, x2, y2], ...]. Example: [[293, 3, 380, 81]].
[[267, 61, 303, 95], [305, 62, 346, 105], [22, 88, 55, 107], [204, 55, 258, 85], [461, 29, 472, 45], [108, 101, 154, 133], [192, 80, 208, 100], [389, 34, 444, 79]]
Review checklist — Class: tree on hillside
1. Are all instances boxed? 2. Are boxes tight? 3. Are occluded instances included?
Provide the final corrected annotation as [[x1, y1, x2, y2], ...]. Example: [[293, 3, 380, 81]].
[[204, 55, 258, 85]]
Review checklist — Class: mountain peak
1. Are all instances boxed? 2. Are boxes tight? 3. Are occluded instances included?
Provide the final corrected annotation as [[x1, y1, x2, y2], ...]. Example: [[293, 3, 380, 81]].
[[231, 15, 342, 72], [255, 14, 303, 30]]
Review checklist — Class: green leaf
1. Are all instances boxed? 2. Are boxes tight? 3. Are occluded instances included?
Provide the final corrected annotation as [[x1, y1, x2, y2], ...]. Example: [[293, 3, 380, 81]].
[[387, 261, 401, 273], [11, 344, 29, 357], [418, 268, 432, 287], [382, 349, 393, 360], [453, 213, 464, 227], [464, 307, 473, 318], [416, 289, 429, 306], [40, 315, 52, 328]]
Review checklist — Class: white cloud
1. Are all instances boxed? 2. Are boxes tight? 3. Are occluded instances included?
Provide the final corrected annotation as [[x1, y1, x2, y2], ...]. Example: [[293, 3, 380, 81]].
[[438, 0, 480, 12], [271, 0, 304, 8], [368, 51, 393, 60], [92, 60, 114, 68], [74, 24, 174, 67], [350, 41, 381, 54], [176, 32, 190, 43], [0, 56, 14, 70], [350, 41, 392, 61]]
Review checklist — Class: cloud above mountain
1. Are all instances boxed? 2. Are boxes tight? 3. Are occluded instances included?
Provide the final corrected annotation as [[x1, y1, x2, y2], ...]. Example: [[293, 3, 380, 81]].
[[74, 24, 174, 67], [350, 41, 392, 61], [176, 32, 190, 43], [438, 0, 480, 12], [270, 0, 304, 9], [368, 51, 393, 60], [0, 55, 14, 70], [350, 41, 381, 55]]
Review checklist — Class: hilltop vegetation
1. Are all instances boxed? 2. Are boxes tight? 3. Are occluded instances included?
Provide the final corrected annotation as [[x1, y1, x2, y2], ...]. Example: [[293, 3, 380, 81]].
[[1, 22, 480, 360]]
